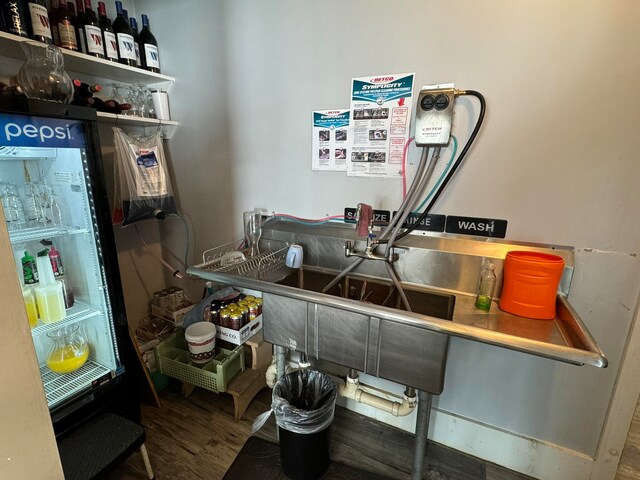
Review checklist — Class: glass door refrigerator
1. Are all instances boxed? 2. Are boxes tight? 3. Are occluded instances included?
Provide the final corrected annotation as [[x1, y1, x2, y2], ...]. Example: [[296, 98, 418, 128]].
[[0, 97, 140, 437]]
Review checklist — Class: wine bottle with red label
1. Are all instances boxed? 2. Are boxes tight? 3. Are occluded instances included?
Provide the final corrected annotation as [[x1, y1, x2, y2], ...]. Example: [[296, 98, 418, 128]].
[[56, 1, 77, 50], [97, 1, 117, 61], [81, 0, 104, 58], [24, 0, 52, 44]]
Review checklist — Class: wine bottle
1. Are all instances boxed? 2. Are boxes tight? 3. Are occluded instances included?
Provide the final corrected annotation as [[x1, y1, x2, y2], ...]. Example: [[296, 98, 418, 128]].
[[97, 1, 117, 61], [74, 0, 84, 52], [66, 1, 75, 26], [0, 1, 29, 37], [72, 79, 102, 99], [70, 95, 95, 107], [48, 0, 59, 45], [111, 1, 135, 66], [139, 14, 160, 73], [81, 0, 104, 58], [24, 0, 52, 44], [56, 1, 77, 50], [94, 98, 131, 114], [129, 16, 141, 68], [0, 82, 25, 96]]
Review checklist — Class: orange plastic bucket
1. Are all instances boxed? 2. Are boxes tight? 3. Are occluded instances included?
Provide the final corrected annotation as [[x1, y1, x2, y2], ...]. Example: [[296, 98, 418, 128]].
[[498, 251, 565, 320]]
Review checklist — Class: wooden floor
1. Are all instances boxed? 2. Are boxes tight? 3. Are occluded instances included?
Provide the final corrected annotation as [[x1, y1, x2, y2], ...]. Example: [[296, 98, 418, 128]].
[[104, 381, 540, 480]]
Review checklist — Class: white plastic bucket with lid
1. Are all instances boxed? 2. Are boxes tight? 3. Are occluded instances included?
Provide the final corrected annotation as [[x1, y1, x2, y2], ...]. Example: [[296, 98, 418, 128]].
[[184, 322, 217, 364]]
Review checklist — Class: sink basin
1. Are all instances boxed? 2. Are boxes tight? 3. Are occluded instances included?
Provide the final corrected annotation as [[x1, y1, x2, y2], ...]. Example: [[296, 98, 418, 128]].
[[263, 266, 456, 394], [277, 267, 456, 320]]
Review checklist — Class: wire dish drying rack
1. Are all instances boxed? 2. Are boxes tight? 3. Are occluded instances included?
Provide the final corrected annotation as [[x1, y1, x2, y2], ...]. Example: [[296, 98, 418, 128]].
[[193, 239, 293, 283]]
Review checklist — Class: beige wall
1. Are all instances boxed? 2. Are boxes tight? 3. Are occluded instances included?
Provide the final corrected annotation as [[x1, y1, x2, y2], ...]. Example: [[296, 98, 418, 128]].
[[0, 209, 64, 479]]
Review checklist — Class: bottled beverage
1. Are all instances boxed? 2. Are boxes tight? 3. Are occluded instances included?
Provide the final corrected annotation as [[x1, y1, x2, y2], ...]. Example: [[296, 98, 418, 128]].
[[129, 16, 141, 67], [24, 0, 52, 44], [475, 262, 497, 311], [47, 241, 65, 276], [48, 0, 59, 45], [56, 1, 77, 50], [72, 78, 101, 98], [139, 14, 159, 73], [74, 0, 84, 52], [22, 287, 38, 328], [34, 250, 66, 323], [111, 1, 135, 66], [97, 1, 117, 61], [80, 0, 104, 58], [1, 1, 29, 37], [21, 250, 38, 284], [70, 95, 95, 107]]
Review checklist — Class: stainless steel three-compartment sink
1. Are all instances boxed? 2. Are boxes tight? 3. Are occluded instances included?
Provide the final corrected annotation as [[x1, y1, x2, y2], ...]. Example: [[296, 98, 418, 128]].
[[187, 220, 607, 395]]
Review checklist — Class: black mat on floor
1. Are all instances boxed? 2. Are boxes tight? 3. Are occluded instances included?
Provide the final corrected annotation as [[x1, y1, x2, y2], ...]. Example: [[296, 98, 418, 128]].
[[223, 436, 389, 480]]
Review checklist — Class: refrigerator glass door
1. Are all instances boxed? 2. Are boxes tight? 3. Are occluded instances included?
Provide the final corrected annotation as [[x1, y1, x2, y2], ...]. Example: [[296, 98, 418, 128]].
[[0, 113, 120, 409]]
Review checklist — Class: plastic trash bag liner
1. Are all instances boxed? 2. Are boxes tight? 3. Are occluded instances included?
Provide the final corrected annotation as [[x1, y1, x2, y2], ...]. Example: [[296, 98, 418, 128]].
[[252, 370, 337, 435], [112, 127, 179, 226]]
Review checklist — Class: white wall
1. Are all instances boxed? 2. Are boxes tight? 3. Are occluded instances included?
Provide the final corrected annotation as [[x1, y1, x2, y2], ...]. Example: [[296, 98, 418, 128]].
[[137, 0, 640, 477]]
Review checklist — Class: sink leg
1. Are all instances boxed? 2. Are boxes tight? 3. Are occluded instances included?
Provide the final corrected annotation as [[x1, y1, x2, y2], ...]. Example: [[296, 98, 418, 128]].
[[275, 345, 287, 379], [411, 390, 433, 480]]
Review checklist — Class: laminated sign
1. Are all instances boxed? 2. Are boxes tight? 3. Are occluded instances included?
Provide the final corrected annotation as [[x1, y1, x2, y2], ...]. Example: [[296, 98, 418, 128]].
[[112, 127, 179, 226], [311, 109, 350, 171], [347, 73, 415, 178]]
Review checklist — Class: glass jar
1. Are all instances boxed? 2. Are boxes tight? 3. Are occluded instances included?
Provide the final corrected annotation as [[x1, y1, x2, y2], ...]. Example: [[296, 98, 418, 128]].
[[17, 43, 73, 103], [46, 324, 89, 374]]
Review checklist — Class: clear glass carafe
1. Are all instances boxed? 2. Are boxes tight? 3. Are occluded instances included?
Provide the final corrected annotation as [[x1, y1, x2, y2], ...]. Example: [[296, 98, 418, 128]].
[[18, 43, 73, 103], [46, 324, 89, 374]]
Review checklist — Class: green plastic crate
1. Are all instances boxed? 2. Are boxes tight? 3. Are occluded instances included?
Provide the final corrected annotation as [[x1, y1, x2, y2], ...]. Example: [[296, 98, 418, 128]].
[[155, 330, 245, 393]]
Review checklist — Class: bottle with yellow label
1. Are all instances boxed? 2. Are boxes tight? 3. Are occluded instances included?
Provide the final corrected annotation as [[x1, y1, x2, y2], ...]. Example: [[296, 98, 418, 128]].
[[22, 287, 38, 328]]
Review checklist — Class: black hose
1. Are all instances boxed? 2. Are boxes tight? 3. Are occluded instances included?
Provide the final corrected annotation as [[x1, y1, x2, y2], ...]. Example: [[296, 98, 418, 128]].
[[380, 89, 486, 243]]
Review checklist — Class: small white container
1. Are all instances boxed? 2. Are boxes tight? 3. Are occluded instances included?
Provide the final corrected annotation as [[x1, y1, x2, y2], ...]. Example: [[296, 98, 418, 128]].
[[184, 322, 216, 364], [151, 90, 171, 120]]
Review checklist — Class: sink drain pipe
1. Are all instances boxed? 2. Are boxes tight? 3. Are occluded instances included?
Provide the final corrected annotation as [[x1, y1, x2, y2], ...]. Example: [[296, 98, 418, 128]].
[[338, 370, 417, 417]]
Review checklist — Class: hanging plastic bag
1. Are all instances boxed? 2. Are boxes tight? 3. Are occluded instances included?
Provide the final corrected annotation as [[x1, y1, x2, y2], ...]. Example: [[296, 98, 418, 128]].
[[112, 127, 179, 226]]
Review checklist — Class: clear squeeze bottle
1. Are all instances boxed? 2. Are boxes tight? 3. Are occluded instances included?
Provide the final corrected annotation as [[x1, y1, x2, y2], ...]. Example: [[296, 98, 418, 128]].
[[34, 250, 66, 323], [475, 263, 496, 311]]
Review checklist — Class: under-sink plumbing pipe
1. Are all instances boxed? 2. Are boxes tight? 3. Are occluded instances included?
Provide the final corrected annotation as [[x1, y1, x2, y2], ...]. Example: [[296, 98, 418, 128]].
[[338, 371, 417, 417], [265, 354, 278, 389]]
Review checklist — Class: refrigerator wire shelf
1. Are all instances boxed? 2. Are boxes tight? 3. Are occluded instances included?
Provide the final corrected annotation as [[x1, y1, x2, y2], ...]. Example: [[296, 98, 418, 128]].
[[40, 360, 111, 408], [8, 225, 90, 244], [195, 239, 292, 283], [31, 302, 102, 338]]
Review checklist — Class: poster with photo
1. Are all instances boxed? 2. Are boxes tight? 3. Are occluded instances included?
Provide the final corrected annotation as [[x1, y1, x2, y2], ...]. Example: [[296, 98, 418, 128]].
[[347, 73, 415, 178], [312, 109, 350, 171]]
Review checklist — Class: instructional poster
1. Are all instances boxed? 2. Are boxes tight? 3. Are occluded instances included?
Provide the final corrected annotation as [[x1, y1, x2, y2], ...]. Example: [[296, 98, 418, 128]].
[[312, 109, 350, 171], [347, 73, 415, 178]]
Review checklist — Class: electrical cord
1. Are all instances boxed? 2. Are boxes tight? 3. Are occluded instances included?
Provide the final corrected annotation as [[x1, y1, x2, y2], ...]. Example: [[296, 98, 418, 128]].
[[383, 89, 486, 243]]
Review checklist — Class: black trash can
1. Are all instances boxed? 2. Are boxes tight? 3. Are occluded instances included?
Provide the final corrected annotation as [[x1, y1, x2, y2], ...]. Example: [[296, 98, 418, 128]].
[[272, 370, 337, 480]]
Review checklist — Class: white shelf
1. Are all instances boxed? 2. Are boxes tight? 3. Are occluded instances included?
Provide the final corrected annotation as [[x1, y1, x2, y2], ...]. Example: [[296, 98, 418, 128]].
[[0, 31, 174, 87], [31, 302, 102, 338], [40, 360, 112, 408], [8, 225, 90, 244], [96, 112, 179, 138]]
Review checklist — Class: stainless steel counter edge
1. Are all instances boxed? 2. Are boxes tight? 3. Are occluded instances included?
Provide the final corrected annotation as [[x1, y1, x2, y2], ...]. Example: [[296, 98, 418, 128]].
[[187, 267, 608, 369]]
